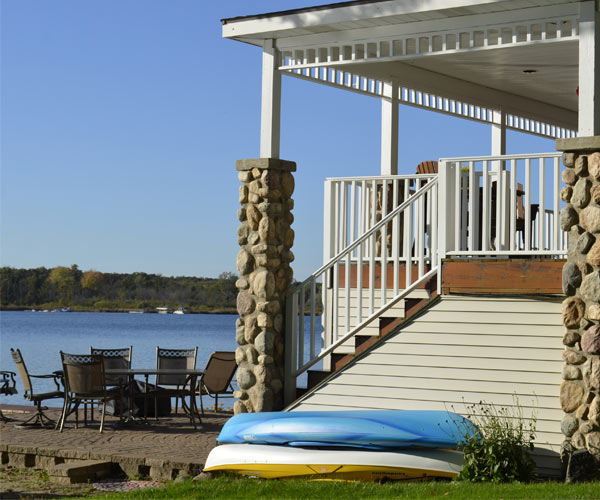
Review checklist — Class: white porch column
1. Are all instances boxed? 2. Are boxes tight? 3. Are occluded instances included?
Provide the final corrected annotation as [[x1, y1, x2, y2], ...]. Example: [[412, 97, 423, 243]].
[[578, 2, 600, 135], [380, 81, 399, 175], [260, 39, 282, 159], [491, 109, 506, 156]]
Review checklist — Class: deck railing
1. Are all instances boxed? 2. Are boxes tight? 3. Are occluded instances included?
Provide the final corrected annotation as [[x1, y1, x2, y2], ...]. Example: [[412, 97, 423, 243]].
[[438, 153, 566, 259], [285, 178, 439, 403]]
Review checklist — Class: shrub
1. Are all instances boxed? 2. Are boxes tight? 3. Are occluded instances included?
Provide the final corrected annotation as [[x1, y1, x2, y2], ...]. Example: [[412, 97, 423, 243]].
[[454, 399, 537, 483]]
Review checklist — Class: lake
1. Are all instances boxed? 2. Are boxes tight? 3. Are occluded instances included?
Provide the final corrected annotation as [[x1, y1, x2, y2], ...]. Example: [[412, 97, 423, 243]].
[[0, 310, 321, 408]]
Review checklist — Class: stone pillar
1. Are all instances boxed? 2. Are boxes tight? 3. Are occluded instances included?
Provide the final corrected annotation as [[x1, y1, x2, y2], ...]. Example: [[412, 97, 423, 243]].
[[234, 158, 295, 414], [557, 137, 600, 473]]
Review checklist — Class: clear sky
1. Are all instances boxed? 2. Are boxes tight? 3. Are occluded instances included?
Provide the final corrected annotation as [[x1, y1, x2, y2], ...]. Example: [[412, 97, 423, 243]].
[[1, 0, 556, 280]]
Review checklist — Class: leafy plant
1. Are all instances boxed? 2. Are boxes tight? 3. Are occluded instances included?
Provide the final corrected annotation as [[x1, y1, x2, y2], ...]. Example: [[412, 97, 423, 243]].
[[453, 399, 537, 483]]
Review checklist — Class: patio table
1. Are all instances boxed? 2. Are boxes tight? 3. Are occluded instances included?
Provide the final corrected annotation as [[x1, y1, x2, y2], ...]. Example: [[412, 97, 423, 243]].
[[105, 368, 204, 429]]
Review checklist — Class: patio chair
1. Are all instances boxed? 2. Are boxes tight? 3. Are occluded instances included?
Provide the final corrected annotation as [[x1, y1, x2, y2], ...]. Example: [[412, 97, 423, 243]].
[[10, 348, 64, 427], [416, 160, 438, 174], [0, 371, 18, 422], [196, 351, 236, 415], [153, 346, 198, 421], [89, 346, 132, 419], [58, 352, 123, 433]]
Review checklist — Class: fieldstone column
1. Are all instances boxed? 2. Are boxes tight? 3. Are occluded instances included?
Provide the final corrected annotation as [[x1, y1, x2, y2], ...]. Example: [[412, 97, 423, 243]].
[[557, 137, 600, 477], [234, 158, 295, 414]]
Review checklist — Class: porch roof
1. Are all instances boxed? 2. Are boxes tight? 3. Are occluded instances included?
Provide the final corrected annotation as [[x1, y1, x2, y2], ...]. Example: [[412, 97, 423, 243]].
[[222, 0, 596, 138]]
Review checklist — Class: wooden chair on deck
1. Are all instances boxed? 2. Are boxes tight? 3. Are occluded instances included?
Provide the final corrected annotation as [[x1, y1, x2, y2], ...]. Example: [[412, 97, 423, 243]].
[[416, 161, 438, 174]]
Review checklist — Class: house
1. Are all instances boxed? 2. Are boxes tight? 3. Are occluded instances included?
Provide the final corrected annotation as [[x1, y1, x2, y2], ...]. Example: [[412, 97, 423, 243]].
[[224, 0, 600, 477]]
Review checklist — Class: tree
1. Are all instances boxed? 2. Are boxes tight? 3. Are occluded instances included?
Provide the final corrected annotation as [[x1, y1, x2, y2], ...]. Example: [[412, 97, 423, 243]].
[[48, 266, 77, 304], [81, 270, 104, 294]]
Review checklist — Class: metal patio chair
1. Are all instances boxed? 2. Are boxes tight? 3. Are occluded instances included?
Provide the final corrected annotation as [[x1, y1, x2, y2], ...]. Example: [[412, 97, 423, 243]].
[[89, 346, 132, 419], [153, 346, 198, 422], [58, 352, 123, 433], [0, 371, 18, 422], [10, 348, 64, 428], [196, 351, 236, 415]]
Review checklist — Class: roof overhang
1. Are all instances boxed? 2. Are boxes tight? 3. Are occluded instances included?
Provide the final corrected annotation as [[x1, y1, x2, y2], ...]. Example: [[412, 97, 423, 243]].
[[223, 0, 595, 138]]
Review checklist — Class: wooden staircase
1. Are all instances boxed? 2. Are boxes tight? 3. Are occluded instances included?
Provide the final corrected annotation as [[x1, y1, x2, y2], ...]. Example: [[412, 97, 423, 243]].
[[292, 279, 439, 403]]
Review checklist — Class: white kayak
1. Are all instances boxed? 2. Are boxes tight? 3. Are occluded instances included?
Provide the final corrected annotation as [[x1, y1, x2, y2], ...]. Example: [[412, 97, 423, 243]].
[[204, 443, 464, 481]]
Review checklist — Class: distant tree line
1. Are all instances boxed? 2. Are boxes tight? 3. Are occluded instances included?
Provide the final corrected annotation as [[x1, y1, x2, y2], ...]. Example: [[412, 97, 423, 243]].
[[0, 265, 239, 313]]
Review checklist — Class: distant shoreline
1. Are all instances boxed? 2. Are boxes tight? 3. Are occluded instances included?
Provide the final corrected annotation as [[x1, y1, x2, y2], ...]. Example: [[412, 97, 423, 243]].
[[0, 306, 238, 315]]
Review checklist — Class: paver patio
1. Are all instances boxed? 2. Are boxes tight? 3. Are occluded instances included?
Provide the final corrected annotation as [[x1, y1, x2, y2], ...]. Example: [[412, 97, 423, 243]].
[[0, 405, 230, 480]]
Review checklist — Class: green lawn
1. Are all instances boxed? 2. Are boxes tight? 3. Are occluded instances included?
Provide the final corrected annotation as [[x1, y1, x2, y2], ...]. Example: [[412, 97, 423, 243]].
[[81, 476, 600, 500]]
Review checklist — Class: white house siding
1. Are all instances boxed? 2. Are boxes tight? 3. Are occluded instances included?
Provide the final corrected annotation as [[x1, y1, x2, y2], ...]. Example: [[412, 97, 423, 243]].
[[291, 294, 564, 477]]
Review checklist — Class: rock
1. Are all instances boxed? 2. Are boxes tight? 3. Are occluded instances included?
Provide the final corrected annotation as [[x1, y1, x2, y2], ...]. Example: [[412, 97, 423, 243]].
[[580, 206, 600, 233], [248, 231, 260, 245], [237, 249, 254, 276], [253, 363, 270, 384], [254, 329, 275, 354], [563, 152, 577, 167], [236, 292, 256, 316], [561, 206, 579, 231], [574, 156, 589, 177], [239, 185, 248, 204], [581, 271, 600, 303], [580, 422, 594, 434], [258, 217, 275, 243], [566, 449, 600, 482], [244, 316, 260, 343], [572, 432, 587, 450], [576, 404, 589, 419], [587, 239, 600, 267], [235, 347, 246, 364], [561, 186, 573, 203], [562, 415, 579, 437], [281, 172, 295, 197], [590, 152, 600, 180], [251, 167, 262, 180], [236, 365, 256, 390], [561, 381, 584, 412], [563, 262, 582, 296], [563, 331, 581, 347], [563, 365, 582, 380], [563, 349, 587, 364], [193, 472, 212, 481], [174, 474, 191, 483], [249, 384, 273, 412], [256, 312, 271, 328], [233, 400, 247, 414], [563, 297, 586, 328], [572, 178, 592, 209], [237, 207, 246, 222], [585, 356, 600, 391], [270, 378, 283, 394], [238, 171, 252, 182], [253, 270, 275, 299], [562, 168, 577, 185], [587, 433, 600, 458], [589, 396, 600, 425], [577, 232, 596, 254], [582, 325, 600, 354], [261, 169, 280, 189], [592, 186, 600, 205], [273, 313, 283, 333], [284, 228, 295, 249], [235, 277, 249, 290], [246, 204, 262, 231], [588, 304, 600, 320]]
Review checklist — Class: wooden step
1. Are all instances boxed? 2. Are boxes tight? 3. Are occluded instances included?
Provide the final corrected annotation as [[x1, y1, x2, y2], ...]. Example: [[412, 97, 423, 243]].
[[307, 370, 331, 389], [331, 353, 355, 371]]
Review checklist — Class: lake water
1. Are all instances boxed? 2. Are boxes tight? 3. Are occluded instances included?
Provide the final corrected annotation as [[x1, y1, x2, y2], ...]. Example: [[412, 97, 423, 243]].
[[0, 310, 321, 408]]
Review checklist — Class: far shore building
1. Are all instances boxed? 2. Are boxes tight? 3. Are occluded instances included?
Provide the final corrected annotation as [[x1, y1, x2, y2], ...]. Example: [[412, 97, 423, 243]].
[[224, 0, 600, 477]]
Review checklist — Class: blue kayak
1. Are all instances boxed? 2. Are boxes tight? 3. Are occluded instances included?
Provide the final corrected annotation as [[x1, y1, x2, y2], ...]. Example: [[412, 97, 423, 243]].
[[217, 410, 478, 450]]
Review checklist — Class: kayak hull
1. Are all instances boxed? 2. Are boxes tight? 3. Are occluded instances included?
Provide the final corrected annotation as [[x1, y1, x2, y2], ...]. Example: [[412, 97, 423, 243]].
[[204, 443, 464, 480]]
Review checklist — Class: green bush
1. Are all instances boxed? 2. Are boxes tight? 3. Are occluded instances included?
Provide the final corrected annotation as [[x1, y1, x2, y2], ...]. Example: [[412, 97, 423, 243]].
[[455, 400, 537, 483]]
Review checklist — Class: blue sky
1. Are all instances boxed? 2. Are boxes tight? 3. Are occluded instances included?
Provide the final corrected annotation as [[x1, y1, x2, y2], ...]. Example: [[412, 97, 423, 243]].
[[1, 1, 555, 279]]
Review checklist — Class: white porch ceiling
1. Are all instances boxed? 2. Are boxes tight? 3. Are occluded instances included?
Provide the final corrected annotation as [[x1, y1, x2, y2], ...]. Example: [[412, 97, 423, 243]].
[[223, 0, 589, 136]]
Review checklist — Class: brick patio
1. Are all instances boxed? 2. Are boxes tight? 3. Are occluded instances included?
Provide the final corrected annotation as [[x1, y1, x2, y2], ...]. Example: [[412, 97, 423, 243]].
[[0, 405, 230, 480]]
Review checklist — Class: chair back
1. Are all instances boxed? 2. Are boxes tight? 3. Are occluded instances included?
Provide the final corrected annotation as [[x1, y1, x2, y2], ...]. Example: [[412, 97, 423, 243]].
[[416, 160, 438, 174], [10, 348, 34, 395], [156, 347, 197, 386], [90, 346, 132, 385], [0, 371, 17, 396], [202, 351, 237, 394], [60, 352, 106, 395]]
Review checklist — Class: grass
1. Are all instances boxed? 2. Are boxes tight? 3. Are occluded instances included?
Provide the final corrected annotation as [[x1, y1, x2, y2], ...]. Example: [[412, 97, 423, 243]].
[[68, 476, 600, 500]]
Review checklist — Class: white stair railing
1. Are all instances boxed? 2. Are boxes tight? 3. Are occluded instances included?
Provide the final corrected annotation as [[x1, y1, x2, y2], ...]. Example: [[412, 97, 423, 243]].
[[284, 178, 439, 404]]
